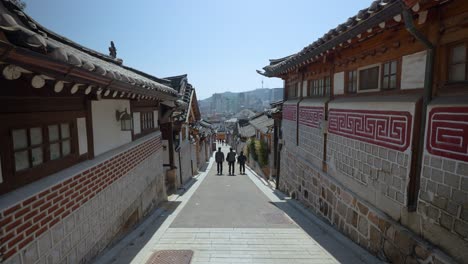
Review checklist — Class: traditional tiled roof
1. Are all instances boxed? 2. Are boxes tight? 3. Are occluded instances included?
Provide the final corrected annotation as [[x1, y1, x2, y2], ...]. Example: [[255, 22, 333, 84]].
[[249, 114, 274, 134], [259, 0, 406, 77], [239, 124, 256, 138], [0, 0, 178, 99]]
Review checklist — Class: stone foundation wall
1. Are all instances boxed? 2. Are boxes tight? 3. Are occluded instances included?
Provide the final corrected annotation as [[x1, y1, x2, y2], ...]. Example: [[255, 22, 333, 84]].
[[0, 133, 165, 264], [280, 146, 454, 264]]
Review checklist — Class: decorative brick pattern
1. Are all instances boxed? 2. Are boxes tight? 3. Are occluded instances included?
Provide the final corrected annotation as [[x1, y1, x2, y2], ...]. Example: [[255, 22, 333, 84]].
[[283, 105, 297, 121], [298, 106, 324, 128], [279, 147, 453, 264], [426, 107, 468, 162], [282, 120, 296, 146], [327, 133, 409, 204], [328, 109, 412, 151], [0, 135, 163, 263]]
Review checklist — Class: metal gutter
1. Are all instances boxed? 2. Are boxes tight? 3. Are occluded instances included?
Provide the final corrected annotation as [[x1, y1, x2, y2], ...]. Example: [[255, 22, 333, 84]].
[[402, 8, 435, 211]]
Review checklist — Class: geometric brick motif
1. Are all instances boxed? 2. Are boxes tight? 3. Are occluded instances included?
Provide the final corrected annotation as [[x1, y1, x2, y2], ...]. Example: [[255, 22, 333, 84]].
[[283, 104, 297, 121], [328, 109, 412, 151], [299, 106, 324, 128], [426, 107, 468, 162]]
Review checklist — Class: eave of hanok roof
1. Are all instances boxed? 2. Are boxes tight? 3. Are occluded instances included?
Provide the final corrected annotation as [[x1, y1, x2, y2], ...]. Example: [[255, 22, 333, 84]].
[[258, 0, 428, 77], [0, 0, 178, 100]]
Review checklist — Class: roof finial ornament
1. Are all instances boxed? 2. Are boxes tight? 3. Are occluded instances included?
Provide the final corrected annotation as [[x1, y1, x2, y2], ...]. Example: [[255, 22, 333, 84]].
[[109, 41, 117, 58]]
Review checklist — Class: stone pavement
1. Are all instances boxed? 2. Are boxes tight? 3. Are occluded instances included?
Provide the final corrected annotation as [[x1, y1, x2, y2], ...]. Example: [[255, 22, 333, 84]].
[[94, 144, 382, 264]]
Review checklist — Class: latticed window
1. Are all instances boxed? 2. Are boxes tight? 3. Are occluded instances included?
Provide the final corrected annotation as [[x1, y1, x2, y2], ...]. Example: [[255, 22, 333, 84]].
[[324, 76, 331, 96], [347, 70, 357, 93], [12, 122, 73, 172], [382, 60, 398, 89], [141, 111, 154, 131], [448, 43, 467, 82]]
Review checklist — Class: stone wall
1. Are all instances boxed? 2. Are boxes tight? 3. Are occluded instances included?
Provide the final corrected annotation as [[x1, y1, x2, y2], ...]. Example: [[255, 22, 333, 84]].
[[0, 133, 165, 264], [279, 145, 453, 264]]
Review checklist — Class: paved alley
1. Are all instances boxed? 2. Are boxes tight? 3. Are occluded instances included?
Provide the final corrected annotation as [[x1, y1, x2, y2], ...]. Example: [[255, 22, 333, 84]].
[[95, 144, 382, 264]]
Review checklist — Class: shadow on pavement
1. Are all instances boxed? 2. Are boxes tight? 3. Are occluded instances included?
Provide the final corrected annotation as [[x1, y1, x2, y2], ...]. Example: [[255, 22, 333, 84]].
[[269, 192, 372, 264], [96, 201, 182, 264]]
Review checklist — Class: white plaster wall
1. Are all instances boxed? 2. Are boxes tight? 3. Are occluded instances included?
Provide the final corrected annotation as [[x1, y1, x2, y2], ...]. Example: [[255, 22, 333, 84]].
[[302, 80, 308, 97], [91, 100, 132, 156], [334, 72, 345, 95], [77, 117, 88, 155], [133, 112, 141, 135], [153, 110, 159, 128], [401, 50, 427, 90]]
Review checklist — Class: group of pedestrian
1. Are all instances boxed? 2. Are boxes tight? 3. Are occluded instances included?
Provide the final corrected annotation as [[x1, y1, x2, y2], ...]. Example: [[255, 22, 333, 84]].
[[217, 139, 226, 146], [215, 147, 247, 176]]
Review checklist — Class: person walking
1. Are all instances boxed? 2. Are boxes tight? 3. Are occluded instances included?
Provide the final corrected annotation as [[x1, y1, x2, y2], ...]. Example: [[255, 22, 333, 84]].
[[226, 148, 236, 175], [237, 151, 247, 175], [215, 147, 225, 175]]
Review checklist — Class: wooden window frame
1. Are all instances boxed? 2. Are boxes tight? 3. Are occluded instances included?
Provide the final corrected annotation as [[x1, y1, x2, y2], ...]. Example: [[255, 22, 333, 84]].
[[346, 70, 358, 94], [381, 59, 400, 90], [447, 41, 468, 83], [357, 63, 381, 93], [1, 112, 82, 194]]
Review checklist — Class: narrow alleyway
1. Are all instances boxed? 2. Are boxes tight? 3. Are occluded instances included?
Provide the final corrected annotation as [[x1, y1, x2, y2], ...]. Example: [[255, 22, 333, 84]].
[[95, 144, 381, 264]]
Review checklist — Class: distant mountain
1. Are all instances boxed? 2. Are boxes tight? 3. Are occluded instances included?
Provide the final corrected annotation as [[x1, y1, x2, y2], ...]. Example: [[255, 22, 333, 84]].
[[199, 88, 283, 104]]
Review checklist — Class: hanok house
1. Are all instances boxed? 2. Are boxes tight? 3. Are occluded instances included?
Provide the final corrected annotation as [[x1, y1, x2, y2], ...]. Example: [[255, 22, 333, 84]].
[[259, 0, 468, 263], [162, 75, 201, 189], [0, 2, 179, 264], [192, 120, 214, 170]]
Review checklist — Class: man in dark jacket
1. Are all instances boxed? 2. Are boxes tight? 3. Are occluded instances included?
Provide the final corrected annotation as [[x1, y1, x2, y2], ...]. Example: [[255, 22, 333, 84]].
[[226, 148, 236, 175], [215, 147, 225, 175], [237, 151, 247, 175]]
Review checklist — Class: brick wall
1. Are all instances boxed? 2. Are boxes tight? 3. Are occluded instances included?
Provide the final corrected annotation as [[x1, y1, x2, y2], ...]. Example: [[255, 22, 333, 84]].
[[0, 133, 165, 264]]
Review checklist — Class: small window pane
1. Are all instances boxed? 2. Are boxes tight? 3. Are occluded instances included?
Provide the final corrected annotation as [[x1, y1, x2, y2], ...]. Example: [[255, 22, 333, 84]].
[[390, 75, 397, 89], [382, 77, 389, 89], [449, 64, 466, 81], [60, 123, 70, 139], [31, 147, 43, 166], [359, 66, 380, 91], [15, 150, 29, 171], [48, 125, 59, 141], [12, 129, 28, 150], [30, 127, 42, 145], [384, 63, 390, 74], [62, 140, 71, 156], [50, 143, 61, 160], [451, 44, 466, 64], [391, 61, 397, 73]]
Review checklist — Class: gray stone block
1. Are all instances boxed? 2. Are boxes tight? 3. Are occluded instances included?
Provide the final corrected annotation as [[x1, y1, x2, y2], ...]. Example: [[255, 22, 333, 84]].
[[423, 155, 429, 165], [427, 180, 437, 194], [378, 148, 388, 159], [442, 159, 456, 173], [457, 163, 468, 177], [51, 222, 64, 246], [462, 177, 468, 192], [430, 156, 442, 169], [38, 231, 52, 257], [452, 189, 468, 205], [446, 201, 460, 217], [358, 216, 369, 237], [437, 184, 451, 199], [431, 168, 444, 183], [422, 166, 431, 179], [454, 220, 468, 237], [397, 152, 405, 166], [440, 212, 454, 231], [427, 205, 440, 222], [396, 192, 404, 204], [444, 172, 460, 189], [22, 241, 39, 264]]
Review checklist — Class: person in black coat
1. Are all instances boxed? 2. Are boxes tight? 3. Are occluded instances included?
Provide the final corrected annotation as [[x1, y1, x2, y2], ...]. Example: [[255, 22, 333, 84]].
[[226, 148, 237, 175], [215, 147, 225, 175], [237, 151, 247, 175]]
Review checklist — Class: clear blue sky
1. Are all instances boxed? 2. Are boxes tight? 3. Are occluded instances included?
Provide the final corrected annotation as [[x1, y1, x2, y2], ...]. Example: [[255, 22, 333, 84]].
[[23, 0, 370, 99]]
